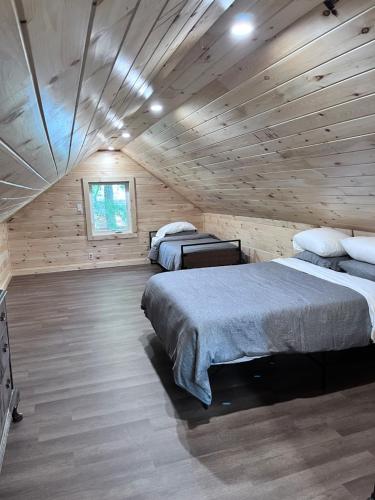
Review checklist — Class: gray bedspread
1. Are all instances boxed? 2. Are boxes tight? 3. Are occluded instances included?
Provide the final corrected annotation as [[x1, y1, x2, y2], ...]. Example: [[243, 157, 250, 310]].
[[148, 232, 236, 270], [141, 262, 372, 405]]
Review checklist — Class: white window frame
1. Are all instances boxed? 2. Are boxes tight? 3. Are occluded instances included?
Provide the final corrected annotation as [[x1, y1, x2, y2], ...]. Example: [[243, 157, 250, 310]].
[[82, 177, 137, 241]]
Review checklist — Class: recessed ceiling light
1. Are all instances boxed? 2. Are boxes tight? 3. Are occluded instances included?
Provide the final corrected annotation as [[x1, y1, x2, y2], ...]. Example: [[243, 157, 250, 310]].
[[108, 146, 115, 151], [230, 18, 254, 38], [150, 102, 163, 113], [122, 131, 131, 139]]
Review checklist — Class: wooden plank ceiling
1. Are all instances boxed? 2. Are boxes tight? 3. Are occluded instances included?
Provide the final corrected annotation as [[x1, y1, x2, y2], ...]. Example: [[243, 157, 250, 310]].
[[125, 0, 375, 231], [1, 0, 375, 230], [0, 0, 236, 221]]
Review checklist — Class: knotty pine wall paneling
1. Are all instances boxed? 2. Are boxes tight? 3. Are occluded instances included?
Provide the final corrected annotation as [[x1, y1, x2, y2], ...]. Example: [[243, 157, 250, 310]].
[[203, 214, 365, 262], [203, 213, 316, 262], [7, 152, 202, 275]]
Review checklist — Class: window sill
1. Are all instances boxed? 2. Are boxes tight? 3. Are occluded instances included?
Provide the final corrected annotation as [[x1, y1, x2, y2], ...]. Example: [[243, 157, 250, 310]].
[[88, 232, 138, 241]]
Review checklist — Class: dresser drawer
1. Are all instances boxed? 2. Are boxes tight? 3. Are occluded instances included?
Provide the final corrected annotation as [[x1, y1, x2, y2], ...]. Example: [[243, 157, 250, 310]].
[[0, 300, 7, 338], [0, 298, 6, 320], [1, 365, 12, 416], [0, 334, 9, 382], [0, 291, 21, 471]]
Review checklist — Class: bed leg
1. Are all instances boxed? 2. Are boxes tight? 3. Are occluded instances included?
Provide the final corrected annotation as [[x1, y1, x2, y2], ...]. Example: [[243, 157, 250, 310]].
[[12, 406, 23, 423], [202, 403, 209, 410]]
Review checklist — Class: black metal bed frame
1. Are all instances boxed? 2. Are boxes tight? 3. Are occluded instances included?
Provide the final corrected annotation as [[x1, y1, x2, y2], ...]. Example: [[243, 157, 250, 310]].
[[201, 339, 375, 409], [180, 239, 242, 269], [148, 230, 242, 269], [305, 351, 328, 392]]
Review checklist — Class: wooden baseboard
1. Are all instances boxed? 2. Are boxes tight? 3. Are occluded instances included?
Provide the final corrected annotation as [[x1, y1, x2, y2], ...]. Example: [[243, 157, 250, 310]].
[[11, 258, 149, 276]]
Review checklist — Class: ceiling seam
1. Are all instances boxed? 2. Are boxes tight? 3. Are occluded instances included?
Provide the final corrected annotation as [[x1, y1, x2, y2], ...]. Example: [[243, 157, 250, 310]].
[[73, 0, 233, 164], [0, 180, 41, 191], [132, 2, 375, 155], [11, 0, 59, 178], [71, 0, 143, 168], [121, 148, 203, 211], [0, 138, 49, 185], [156, 41, 375, 158], [160, 105, 375, 169], [77, 0, 171, 163], [65, 0, 98, 173], [124, 0, 234, 149], [113, 0, 199, 120], [153, 68, 375, 168]]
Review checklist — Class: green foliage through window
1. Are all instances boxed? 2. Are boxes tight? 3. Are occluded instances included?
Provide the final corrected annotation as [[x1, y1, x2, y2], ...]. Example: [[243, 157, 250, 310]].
[[89, 182, 129, 233]]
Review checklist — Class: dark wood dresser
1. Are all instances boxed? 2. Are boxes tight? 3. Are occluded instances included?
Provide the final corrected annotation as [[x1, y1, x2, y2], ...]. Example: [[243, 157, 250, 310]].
[[0, 290, 22, 471]]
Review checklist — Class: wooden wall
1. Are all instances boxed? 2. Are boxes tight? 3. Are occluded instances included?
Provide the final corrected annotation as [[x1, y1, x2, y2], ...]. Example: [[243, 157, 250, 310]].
[[126, 0, 375, 231], [203, 214, 375, 262], [0, 224, 11, 290], [7, 151, 202, 275], [204, 213, 315, 262]]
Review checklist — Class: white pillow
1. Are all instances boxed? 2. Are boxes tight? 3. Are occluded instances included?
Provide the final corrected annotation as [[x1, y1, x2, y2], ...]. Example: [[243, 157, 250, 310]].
[[341, 237, 375, 265], [293, 228, 350, 257], [155, 221, 197, 239]]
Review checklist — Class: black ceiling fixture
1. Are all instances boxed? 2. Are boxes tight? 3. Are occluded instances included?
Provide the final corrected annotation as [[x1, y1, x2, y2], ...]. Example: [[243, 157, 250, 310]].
[[323, 0, 339, 16]]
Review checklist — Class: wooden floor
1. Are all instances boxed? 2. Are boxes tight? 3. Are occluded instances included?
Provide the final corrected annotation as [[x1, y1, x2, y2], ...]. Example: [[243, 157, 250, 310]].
[[1, 266, 375, 499]]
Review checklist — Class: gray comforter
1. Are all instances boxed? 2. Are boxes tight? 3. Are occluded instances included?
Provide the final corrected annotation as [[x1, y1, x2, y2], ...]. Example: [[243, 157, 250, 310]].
[[141, 262, 372, 405], [148, 232, 236, 270]]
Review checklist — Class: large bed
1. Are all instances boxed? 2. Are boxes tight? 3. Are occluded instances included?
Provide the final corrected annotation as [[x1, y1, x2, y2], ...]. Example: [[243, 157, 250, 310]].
[[148, 230, 242, 270], [141, 258, 375, 406]]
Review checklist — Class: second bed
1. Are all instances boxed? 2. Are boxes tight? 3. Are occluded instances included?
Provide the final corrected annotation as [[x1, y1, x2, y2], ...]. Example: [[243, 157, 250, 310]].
[[148, 230, 242, 270]]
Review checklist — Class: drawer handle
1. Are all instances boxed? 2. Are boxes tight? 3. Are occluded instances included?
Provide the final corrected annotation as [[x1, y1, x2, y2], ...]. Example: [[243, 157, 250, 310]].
[[3, 343, 8, 353], [0, 312, 6, 321], [5, 378, 11, 389]]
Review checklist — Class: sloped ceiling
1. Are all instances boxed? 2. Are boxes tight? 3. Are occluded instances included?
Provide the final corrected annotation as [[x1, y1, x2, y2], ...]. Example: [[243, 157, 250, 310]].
[[0, 0, 235, 220], [1, 0, 375, 230], [124, 0, 375, 231]]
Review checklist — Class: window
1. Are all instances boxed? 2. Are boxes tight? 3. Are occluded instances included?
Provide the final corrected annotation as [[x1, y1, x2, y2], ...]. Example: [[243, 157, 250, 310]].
[[82, 177, 137, 240]]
